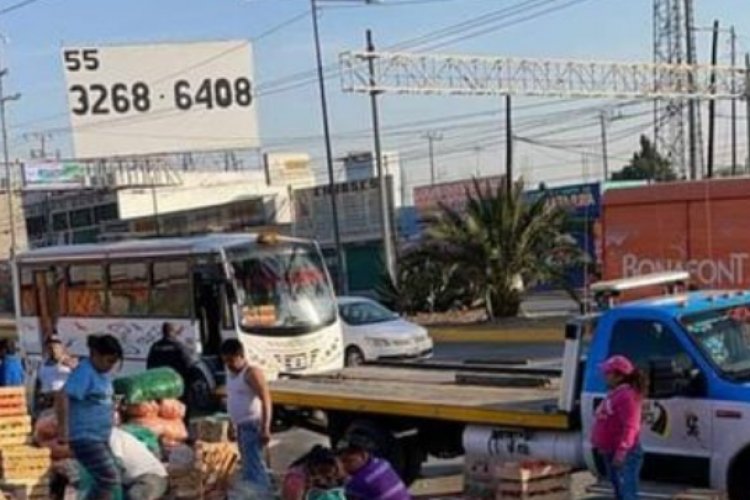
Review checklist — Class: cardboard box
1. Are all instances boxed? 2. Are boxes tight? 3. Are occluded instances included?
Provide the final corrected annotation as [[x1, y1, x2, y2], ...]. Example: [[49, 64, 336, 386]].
[[190, 417, 234, 443]]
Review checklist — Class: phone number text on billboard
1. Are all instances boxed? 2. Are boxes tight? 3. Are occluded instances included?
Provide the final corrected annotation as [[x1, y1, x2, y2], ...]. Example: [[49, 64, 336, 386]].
[[65, 49, 253, 115]]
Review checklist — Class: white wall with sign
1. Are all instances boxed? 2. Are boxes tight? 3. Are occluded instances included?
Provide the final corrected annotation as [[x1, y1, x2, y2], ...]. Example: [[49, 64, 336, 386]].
[[264, 152, 315, 190], [62, 40, 259, 158], [293, 177, 393, 244]]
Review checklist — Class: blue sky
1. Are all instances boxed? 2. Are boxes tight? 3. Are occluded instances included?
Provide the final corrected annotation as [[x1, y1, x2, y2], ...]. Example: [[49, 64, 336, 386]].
[[1, 0, 749, 188]]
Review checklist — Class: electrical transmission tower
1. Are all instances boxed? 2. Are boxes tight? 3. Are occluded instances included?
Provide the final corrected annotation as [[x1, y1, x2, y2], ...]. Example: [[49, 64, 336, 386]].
[[653, 0, 686, 176], [653, 0, 704, 179]]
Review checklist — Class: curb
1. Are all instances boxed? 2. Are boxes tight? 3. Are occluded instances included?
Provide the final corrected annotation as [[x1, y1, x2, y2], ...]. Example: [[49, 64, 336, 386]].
[[429, 328, 563, 344]]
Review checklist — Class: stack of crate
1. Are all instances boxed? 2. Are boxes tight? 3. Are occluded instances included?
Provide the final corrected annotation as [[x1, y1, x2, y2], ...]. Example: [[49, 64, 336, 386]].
[[168, 440, 240, 499], [496, 461, 571, 500], [0, 388, 51, 500]]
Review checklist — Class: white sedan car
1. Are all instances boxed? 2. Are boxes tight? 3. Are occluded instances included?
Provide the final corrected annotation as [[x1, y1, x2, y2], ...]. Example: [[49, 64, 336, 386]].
[[337, 296, 434, 366]]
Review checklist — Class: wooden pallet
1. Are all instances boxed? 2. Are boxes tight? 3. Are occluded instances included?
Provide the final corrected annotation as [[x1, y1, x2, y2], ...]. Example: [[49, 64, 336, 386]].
[[168, 441, 240, 500], [496, 462, 571, 500]]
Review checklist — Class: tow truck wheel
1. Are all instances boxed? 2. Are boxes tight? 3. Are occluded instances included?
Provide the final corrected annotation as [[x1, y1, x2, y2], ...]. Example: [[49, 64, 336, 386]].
[[728, 450, 750, 500]]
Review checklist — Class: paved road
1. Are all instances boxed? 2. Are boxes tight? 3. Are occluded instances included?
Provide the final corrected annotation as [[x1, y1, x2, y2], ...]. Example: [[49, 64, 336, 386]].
[[432, 341, 564, 363], [272, 339, 605, 498]]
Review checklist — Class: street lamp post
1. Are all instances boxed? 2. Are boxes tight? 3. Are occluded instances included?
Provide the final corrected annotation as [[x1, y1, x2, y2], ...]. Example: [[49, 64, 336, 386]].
[[309, 0, 378, 294], [310, 0, 347, 293], [0, 68, 20, 257]]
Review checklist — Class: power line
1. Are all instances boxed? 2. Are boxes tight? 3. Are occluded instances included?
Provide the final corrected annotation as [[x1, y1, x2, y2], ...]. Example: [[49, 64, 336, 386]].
[[0, 0, 47, 15]]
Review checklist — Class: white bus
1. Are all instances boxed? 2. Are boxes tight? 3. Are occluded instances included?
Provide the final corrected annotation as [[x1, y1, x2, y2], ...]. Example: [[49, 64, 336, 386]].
[[13, 233, 344, 404]]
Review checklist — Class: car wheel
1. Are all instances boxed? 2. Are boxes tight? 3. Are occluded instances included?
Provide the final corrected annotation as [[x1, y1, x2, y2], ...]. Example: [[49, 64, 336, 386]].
[[345, 346, 365, 367]]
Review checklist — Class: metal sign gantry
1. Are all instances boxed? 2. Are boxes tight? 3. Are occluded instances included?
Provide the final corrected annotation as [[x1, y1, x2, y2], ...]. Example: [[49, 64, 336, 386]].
[[340, 51, 747, 100]]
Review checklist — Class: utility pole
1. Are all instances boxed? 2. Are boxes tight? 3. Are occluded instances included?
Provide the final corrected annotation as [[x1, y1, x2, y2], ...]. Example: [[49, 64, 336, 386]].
[[24, 132, 51, 159], [746, 54, 750, 173], [599, 111, 610, 181], [310, 0, 347, 293], [422, 131, 442, 185], [685, 0, 698, 180], [366, 30, 395, 283], [505, 95, 513, 195], [731, 26, 738, 175], [707, 19, 719, 178], [0, 68, 20, 257]]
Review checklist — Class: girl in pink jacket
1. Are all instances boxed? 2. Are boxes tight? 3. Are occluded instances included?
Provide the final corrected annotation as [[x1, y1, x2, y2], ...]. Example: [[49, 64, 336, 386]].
[[591, 355, 646, 500]]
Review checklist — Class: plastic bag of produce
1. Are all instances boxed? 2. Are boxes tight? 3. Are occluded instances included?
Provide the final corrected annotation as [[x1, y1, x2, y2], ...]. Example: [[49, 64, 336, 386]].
[[125, 401, 159, 419], [160, 418, 188, 442], [113, 367, 184, 404], [129, 417, 167, 438], [120, 424, 161, 457], [158, 398, 186, 420]]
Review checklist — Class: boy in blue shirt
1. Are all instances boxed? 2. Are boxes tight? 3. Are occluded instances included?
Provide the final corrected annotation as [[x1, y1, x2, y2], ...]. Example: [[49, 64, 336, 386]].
[[57, 334, 123, 500]]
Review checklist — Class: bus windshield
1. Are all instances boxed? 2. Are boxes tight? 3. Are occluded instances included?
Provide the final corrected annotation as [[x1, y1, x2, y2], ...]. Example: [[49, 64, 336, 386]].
[[228, 241, 336, 335], [682, 304, 750, 380]]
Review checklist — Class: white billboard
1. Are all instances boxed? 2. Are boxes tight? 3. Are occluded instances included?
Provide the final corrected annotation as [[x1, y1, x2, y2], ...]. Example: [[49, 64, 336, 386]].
[[62, 40, 259, 158], [293, 177, 393, 244], [23, 161, 86, 190], [264, 153, 315, 189]]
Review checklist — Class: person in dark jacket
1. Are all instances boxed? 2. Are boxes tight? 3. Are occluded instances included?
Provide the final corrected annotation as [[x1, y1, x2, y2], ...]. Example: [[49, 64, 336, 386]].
[[146, 322, 195, 391]]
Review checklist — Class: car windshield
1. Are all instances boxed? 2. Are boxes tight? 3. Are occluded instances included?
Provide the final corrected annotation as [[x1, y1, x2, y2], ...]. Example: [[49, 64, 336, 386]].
[[682, 304, 750, 379], [229, 242, 336, 335], [339, 300, 398, 326]]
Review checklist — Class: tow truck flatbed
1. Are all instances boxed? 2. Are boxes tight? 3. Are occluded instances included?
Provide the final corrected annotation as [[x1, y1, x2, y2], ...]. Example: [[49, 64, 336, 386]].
[[270, 366, 572, 430]]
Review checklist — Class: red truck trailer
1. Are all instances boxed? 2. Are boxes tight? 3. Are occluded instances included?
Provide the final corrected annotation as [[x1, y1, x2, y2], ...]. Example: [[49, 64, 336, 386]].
[[603, 178, 750, 289]]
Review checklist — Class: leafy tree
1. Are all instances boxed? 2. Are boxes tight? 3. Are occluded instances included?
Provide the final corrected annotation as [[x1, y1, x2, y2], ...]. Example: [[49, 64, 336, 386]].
[[424, 179, 581, 319], [612, 135, 676, 182]]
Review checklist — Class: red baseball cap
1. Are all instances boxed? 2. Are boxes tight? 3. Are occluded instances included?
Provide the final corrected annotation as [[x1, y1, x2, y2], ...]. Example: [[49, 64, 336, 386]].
[[600, 355, 635, 376]]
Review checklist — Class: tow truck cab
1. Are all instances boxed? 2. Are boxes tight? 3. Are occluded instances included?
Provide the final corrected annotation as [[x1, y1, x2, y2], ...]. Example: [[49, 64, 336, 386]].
[[470, 272, 750, 497], [582, 283, 750, 495]]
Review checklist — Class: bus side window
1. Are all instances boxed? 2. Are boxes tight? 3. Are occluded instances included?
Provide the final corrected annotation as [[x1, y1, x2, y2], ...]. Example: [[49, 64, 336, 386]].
[[19, 267, 38, 317], [68, 264, 105, 317], [152, 261, 190, 318], [108, 262, 150, 317]]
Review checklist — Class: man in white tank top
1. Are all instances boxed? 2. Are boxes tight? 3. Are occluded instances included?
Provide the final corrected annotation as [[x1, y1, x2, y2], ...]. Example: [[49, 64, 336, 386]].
[[220, 339, 273, 497]]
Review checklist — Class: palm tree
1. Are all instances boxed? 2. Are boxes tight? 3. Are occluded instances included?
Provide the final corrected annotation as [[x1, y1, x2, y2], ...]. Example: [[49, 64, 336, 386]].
[[427, 179, 580, 319]]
